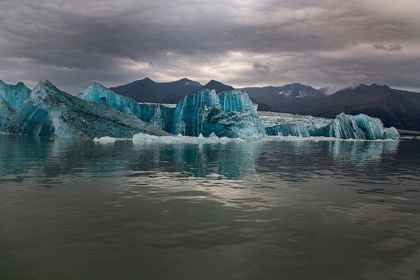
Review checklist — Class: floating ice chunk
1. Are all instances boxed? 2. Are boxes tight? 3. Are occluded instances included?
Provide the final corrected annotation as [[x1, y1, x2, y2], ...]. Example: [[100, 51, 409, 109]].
[[329, 113, 366, 139], [78, 82, 175, 132], [173, 89, 221, 136], [209, 132, 218, 139], [383, 127, 399, 140], [173, 89, 266, 139], [6, 81, 171, 139], [93, 136, 117, 143], [262, 111, 399, 140], [353, 114, 385, 140], [132, 133, 238, 144]]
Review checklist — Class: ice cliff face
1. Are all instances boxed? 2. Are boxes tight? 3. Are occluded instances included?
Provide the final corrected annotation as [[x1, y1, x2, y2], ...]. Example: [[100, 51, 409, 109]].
[[79, 84, 266, 139], [1, 79, 399, 141], [78, 82, 175, 132], [6, 81, 171, 139], [173, 89, 266, 139], [264, 112, 399, 140], [0, 80, 31, 130]]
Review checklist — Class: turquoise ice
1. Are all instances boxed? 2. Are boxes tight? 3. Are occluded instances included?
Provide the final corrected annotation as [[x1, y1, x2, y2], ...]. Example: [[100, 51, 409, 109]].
[[80, 84, 267, 139], [6, 81, 170, 139], [173, 89, 266, 139], [78, 83, 175, 132], [264, 112, 399, 140], [0, 80, 31, 130]]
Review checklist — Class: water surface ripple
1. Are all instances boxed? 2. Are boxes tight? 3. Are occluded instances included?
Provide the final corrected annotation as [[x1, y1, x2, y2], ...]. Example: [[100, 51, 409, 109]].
[[1, 134, 419, 280]]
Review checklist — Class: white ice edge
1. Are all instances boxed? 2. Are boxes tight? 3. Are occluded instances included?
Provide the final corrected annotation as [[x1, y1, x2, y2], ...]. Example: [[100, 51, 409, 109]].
[[92, 134, 400, 144]]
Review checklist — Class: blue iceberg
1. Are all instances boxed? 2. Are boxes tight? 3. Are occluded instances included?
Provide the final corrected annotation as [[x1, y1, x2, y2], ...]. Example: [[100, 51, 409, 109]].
[[266, 123, 326, 137], [328, 113, 399, 140], [78, 83, 175, 132], [6, 81, 171, 139], [173, 89, 266, 139], [79, 84, 266, 139], [0, 80, 31, 130], [328, 113, 366, 139], [265, 112, 399, 140]]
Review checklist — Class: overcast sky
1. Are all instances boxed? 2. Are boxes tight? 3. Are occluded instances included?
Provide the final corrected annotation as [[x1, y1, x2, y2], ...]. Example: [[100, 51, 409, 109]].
[[1, 0, 419, 94]]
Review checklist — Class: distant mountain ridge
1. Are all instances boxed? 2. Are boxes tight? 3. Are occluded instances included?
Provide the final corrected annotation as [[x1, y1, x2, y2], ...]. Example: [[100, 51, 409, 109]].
[[300, 84, 420, 131], [243, 83, 326, 99], [195, 80, 235, 93], [110, 78, 420, 131], [110, 77, 202, 103], [242, 83, 327, 112]]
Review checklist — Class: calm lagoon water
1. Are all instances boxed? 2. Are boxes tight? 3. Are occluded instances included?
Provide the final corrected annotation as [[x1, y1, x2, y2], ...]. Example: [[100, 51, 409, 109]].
[[1, 134, 420, 280]]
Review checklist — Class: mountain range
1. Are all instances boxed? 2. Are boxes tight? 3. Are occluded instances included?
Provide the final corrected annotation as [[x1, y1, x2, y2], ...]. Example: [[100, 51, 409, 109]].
[[110, 77, 202, 103], [110, 78, 420, 131]]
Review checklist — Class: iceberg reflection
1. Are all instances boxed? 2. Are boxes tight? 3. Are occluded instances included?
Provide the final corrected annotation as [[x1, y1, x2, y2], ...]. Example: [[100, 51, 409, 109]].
[[0, 134, 400, 184]]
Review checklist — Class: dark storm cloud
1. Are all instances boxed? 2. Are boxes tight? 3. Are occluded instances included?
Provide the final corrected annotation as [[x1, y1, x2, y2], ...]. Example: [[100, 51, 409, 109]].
[[373, 44, 403, 51], [0, 0, 419, 93], [252, 62, 271, 76]]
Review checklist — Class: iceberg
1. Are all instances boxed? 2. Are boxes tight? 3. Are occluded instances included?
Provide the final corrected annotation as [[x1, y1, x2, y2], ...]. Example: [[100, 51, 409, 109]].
[[261, 112, 333, 137], [173, 89, 266, 139], [383, 127, 399, 140], [263, 111, 399, 140], [80, 85, 265, 139], [352, 114, 385, 140], [0, 80, 31, 130], [173, 89, 221, 136], [328, 113, 366, 139], [78, 82, 175, 132], [6, 81, 171, 139], [328, 113, 399, 140]]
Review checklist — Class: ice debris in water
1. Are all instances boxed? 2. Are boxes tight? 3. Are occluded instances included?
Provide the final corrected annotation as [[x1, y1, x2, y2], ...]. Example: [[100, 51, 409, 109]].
[[264, 112, 399, 140], [0, 80, 31, 130], [78, 82, 175, 132], [93, 136, 117, 143], [6, 81, 171, 139], [132, 132, 237, 144]]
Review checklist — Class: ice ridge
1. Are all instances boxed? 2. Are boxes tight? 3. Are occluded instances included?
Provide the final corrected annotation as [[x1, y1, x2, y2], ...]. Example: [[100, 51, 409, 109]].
[[265, 112, 399, 140], [0, 80, 31, 130], [6, 81, 171, 138], [78, 82, 175, 132]]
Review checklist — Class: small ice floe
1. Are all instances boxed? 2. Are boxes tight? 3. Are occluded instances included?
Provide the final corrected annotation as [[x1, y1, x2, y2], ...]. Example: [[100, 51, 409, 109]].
[[93, 136, 117, 143]]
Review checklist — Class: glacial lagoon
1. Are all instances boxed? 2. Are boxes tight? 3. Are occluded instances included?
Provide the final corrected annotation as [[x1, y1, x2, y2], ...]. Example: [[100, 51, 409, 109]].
[[1, 134, 420, 280]]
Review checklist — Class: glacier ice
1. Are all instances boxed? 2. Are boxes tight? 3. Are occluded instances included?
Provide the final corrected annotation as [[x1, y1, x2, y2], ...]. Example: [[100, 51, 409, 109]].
[[261, 112, 332, 137], [0, 80, 31, 130], [78, 84, 266, 139], [328, 113, 399, 140], [78, 82, 175, 132], [6, 81, 171, 139], [173, 89, 221, 136], [353, 114, 385, 140], [263, 111, 399, 140], [173, 89, 266, 139], [132, 132, 236, 144], [328, 113, 366, 139], [1, 78, 400, 141], [383, 127, 399, 140]]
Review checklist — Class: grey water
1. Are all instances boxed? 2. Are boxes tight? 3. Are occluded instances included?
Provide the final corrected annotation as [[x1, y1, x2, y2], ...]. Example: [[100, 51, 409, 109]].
[[1, 134, 420, 280]]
